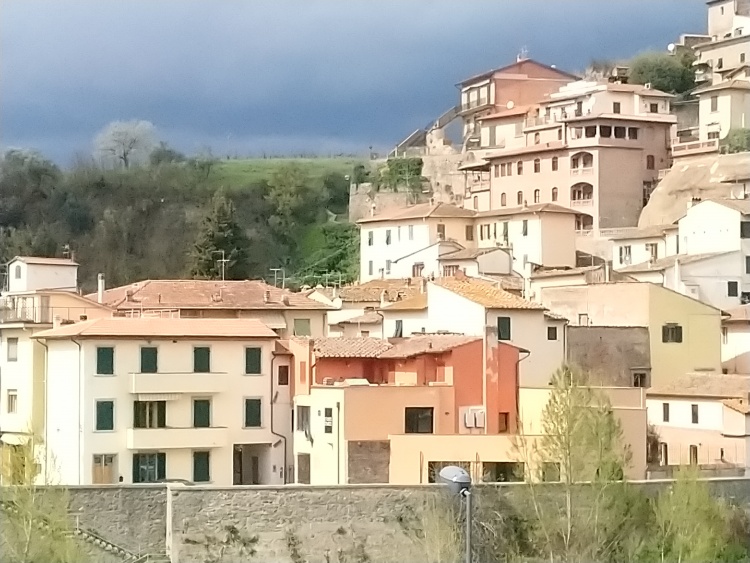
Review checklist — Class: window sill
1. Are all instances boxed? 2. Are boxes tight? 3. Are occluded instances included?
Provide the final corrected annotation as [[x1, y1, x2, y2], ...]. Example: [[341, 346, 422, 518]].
[[93, 429, 116, 433], [244, 373, 263, 376], [94, 373, 116, 377]]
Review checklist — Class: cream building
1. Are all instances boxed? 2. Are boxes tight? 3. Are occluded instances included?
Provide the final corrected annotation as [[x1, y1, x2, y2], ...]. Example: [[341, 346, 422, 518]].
[[693, 0, 749, 88], [33, 317, 291, 487], [647, 372, 750, 474], [722, 303, 750, 373], [0, 257, 112, 483]]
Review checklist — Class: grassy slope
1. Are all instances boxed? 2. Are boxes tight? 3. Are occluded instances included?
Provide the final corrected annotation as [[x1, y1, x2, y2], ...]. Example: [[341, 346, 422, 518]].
[[209, 157, 363, 189]]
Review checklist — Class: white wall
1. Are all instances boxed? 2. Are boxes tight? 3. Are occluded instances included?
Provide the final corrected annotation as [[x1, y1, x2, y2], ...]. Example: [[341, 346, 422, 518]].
[[7, 262, 78, 293], [360, 222, 431, 282], [382, 310, 429, 339], [678, 200, 742, 255], [647, 397, 723, 431], [670, 251, 744, 310], [0, 328, 37, 436], [612, 235, 667, 269], [723, 323, 750, 374], [425, 283, 486, 336], [293, 388, 346, 485], [45, 336, 287, 486]]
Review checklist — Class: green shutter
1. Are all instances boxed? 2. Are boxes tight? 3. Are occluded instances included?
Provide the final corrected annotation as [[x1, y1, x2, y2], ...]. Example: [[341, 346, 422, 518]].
[[498, 317, 512, 341], [156, 453, 166, 480], [193, 400, 210, 428], [140, 347, 158, 373], [245, 347, 262, 374], [132, 454, 141, 483], [193, 347, 211, 373], [245, 399, 262, 427], [193, 451, 210, 482], [97, 347, 114, 375], [157, 401, 166, 427], [96, 401, 114, 431]]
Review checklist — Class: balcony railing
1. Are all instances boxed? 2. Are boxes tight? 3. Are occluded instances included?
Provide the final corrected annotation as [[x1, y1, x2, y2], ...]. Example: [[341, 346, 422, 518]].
[[460, 98, 490, 112], [126, 427, 227, 450], [570, 198, 594, 207], [0, 307, 51, 324], [672, 138, 719, 157], [570, 167, 594, 176], [130, 372, 227, 395], [657, 168, 670, 180]]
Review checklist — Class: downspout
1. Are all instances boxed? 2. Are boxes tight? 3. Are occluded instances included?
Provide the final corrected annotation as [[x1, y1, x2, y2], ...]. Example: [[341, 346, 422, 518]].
[[72, 338, 83, 485], [336, 401, 341, 485], [269, 352, 288, 484], [515, 349, 531, 433], [38, 337, 49, 484], [375, 310, 385, 339]]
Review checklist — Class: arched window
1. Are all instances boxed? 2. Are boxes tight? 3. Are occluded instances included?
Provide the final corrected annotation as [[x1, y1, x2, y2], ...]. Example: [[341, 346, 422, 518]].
[[557, 128, 562, 140], [571, 182, 594, 201], [517, 161, 523, 175], [534, 158, 541, 173], [14, 265, 21, 279], [473, 196, 479, 209], [646, 155, 655, 170], [501, 193, 507, 207], [534, 132, 540, 145], [517, 191, 523, 205], [570, 152, 594, 170], [551, 187, 558, 202], [551, 157, 559, 171], [533, 189, 540, 203]]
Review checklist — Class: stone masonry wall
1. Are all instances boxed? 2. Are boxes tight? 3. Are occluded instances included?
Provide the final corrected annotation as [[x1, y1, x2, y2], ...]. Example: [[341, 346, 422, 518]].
[[347, 440, 390, 484], [22, 478, 750, 562]]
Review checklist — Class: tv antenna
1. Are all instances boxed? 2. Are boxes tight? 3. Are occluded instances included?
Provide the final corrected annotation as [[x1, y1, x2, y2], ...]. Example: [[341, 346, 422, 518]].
[[270, 268, 286, 289], [211, 250, 229, 281]]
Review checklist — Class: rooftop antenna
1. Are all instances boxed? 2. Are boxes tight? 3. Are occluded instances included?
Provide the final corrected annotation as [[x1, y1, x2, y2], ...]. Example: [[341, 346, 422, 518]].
[[211, 250, 229, 281], [269, 268, 286, 289]]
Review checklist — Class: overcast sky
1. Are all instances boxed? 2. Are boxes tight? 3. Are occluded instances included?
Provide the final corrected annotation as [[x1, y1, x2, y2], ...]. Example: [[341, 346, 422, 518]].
[[1, 0, 707, 165]]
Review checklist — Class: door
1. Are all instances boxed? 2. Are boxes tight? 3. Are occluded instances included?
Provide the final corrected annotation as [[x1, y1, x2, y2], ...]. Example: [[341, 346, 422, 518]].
[[233, 446, 243, 485], [297, 453, 311, 484], [92, 454, 116, 484], [251, 456, 260, 485]]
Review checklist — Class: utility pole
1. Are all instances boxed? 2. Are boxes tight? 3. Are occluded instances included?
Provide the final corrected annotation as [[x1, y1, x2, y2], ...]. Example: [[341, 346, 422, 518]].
[[211, 250, 229, 281]]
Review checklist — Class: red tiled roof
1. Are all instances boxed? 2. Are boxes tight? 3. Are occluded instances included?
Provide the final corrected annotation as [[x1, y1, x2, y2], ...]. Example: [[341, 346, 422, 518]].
[[12, 256, 79, 266], [433, 277, 545, 310], [379, 335, 480, 359], [312, 337, 393, 358], [357, 202, 475, 224]]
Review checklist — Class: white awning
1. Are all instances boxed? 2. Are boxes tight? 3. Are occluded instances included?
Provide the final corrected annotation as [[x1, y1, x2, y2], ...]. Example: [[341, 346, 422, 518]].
[[137, 393, 181, 402]]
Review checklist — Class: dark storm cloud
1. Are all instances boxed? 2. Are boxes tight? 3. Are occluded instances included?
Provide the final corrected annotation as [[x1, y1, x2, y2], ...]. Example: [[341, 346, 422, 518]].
[[1, 0, 706, 164]]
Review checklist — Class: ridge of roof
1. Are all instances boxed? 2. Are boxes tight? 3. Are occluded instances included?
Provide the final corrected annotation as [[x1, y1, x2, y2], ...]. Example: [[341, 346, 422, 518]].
[[432, 277, 545, 310], [357, 202, 475, 224]]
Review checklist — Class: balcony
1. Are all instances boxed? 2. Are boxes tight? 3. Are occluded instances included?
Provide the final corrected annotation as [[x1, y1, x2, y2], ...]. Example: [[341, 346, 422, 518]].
[[460, 98, 491, 113], [126, 427, 227, 449], [672, 139, 719, 158], [570, 167, 594, 177], [130, 372, 227, 394], [570, 198, 594, 208]]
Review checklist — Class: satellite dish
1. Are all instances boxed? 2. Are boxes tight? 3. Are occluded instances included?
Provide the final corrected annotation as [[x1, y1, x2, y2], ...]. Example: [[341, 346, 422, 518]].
[[506, 101, 515, 110], [667, 43, 676, 53]]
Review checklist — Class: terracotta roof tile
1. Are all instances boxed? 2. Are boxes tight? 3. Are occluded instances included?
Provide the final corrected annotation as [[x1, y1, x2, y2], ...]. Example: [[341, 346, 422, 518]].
[[12, 256, 79, 266], [88, 279, 331, 311], [357, 202, 475, 224], [725, 304, 750, 323], [380, 293, 427, 312], [338, 311, 383, 325], [474, 202, 576, 218], [649, 373, 750, 399], [32, 318, 278, 339], [316, 279, 422, 303], [723, 398, 750, 414], [312, 337, 393, 358], [379, 335, 481, 358], [432, 277, 544, 310]]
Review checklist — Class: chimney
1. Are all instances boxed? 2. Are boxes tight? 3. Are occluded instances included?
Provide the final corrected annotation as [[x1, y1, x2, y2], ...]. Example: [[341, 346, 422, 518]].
[[420, 278, 428, 294], [282, 295, 290, 306], [604, 262, 611, 283], [53, 315, 63, 328], [264, 290, 271, 303], [380, 289, 387, 308], [97, 273, 105, 304]]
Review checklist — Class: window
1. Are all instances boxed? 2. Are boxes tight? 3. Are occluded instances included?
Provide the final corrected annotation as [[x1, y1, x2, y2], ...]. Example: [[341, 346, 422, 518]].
[[412, 263, 424, 277], [614, 126, 626, 138], [134, 400, 166, 428], [502, 222, 509, 239], [661, 324, 683, 343], [437, 224, 446, 240], [708, 131, 720, 140], [619, 245, 632, 265], [633, 372, 647, 387], [741, 52, 746, 63], [551, 156, 558, 171], [140, 347, 158, 374], [689, 445, 698, 465], [533, 158, 540, 173], [96, 346, 114, 375], [646, 155, 655, 170], [533, 189, 540, 203], [296, 405, 311, 433], [516, 161, 523, 175], [662, 402, 670, 422], [92, 454, 116, 485], [397, 226, 401, 241], [585, 126, 597, 138], [277, 365, 289, 386], [324, 407, 333, 434], [244, 398, 262, 427], [7, 337, 18, 362], [517, 191, 523, 205], [533, 132, 540, 145], [522, 219, 528, 236], [711, 95, 718, 112], [659, 443, 668, 466], [394, 319, 404, 338], [367, 231, 373, 246], [473, 196, 478, 209], [14, 264, 21, 279], [613, 101, 621, 114], [385, 260, 392, 274], [646, 243, 658, 261], [95, 400, 114, 431], [483, 462, 524, 482], [742, 222, 750, 238], [649, 103, 659, 113], [500, 163, 507, 177], [193, 347, 211, 372], [497, 316, 511, 340], [691, 404, 699, 424], [717, 57, 723, 69], [405, 407, 434, 434], [722, 326, 729, 345], [193, 451, 210, 483], [628, 127, 638, 140], [578, 313, 589, 326], [465, 225, 474, 241], [746, 256, 750, 274], [443, 265, 459, 277], [493, 164, 499, 178], [7, 389, 17, 414], [385, 230, 391, 245], [293, 318, 311, 336], [132, 452, 165, 483], [408, 225, 414, 240], [728, 281, 739, 297], [547, 326, 558, 341], [557, 128, 562, 140], [192, 399, 211, 428], [600, 125, 612, 138], [245, 347, 262, 374], [551, 187, 558, 201], [498, 412, 509, 433], [368, 261, 373, 276]]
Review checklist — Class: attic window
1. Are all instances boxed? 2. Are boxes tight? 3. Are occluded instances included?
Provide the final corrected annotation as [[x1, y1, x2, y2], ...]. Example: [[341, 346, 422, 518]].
[[14, 265, 21, 279]]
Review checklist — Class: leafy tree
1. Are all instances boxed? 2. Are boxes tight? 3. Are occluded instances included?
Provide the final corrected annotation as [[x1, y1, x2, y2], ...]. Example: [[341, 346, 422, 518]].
[[723, 129, 750, 154], [266, 164, 328, 246], [295, 222, 359, 286], [149, 141, 185, 166], [628, 52, 695, 94], [94, 119, 156, 169], [189, 191, 250, 280], [322, 172, 351, 215]]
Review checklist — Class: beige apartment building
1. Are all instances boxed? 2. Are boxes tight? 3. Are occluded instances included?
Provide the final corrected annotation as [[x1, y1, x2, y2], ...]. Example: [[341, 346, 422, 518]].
[[693, 0, 749, 87], [462, 81, 676, 231]]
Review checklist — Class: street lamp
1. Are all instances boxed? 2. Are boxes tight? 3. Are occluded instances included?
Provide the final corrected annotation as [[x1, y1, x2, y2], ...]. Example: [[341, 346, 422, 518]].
[[438, 465, 472, 563]]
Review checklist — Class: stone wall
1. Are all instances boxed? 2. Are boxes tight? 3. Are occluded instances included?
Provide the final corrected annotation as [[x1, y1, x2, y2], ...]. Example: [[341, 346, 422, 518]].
[[567, 326, 651, 387], [347, 440, 390, 483], [347, 183, 420, 223]]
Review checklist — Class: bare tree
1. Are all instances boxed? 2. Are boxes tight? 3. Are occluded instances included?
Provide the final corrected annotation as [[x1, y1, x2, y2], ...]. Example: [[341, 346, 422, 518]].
[[93, 120, 156, 169]]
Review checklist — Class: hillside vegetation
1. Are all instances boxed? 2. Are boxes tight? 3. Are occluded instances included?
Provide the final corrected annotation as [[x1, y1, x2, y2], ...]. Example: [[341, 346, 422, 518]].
[[0, 149, 364, 291]]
